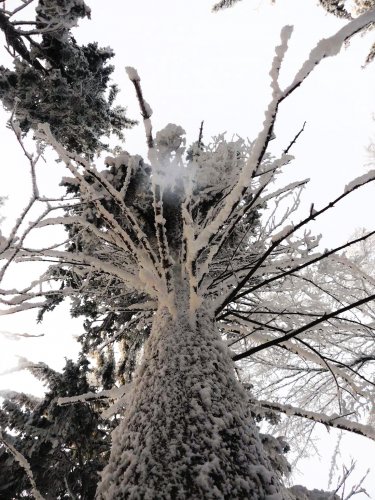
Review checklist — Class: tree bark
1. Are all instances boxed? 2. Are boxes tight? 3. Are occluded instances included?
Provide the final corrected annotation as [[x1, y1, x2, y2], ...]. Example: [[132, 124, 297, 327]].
[[96, 292, 287, 499]]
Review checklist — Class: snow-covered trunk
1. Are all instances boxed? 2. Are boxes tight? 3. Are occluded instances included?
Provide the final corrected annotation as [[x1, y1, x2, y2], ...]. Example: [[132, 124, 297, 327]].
[[96, 283, 285, 499]]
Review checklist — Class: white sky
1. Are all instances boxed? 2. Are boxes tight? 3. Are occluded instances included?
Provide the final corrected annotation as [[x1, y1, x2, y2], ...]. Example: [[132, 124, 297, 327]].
[[0, 0, 375, 496]]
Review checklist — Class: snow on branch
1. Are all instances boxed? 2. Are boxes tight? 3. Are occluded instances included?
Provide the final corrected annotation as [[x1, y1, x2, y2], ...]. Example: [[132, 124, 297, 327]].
[[126, 66, 154, 150], [0, 330, 44, 340], [0, 431, 45, 500], [189, 27, 293, 258], [232, 326, 372, 399], [36, 124, 159, 269], [126, 68, 175, 309], [283, 8, 375, 99], [344, 170, 375, 193], [227, 230, 375, 307], [28, 250, 144, 291], [232, 292, 375, 361], [215, 173, 375, 316], [254, 400, 375, 441], [57, 384, 129, 406], [205, 11, 374, 247], [0, 301, 52, 316], [0, 125, 167, 319], [181, 12, 375, 303], [0, 356, 34, 376], [195, 155, 301, 287], [35, 123, 169, 301], [57, 384, 134, 420]]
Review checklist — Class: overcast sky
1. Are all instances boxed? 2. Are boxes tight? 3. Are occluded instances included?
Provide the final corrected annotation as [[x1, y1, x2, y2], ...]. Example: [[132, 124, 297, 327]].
[[1, 0, 375, 496]]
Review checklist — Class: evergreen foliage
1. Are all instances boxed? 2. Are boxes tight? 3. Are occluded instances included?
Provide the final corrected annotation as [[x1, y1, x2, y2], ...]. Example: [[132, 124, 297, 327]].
[[0, 0, 135, 157], [0, 357, 110, 499]]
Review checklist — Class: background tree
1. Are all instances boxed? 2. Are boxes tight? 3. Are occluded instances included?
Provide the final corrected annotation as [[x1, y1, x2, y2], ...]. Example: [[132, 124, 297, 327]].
[[0, 357, 111, 499], [0, 0, 135, 156]]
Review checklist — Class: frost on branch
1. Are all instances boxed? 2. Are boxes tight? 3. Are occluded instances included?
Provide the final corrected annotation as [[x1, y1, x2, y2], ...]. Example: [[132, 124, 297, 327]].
[[0, 0, 135, 156], [0, 357, 111, 498], [1, 12, 375, 499], [0, 431, 44, 500], [213, 0, 375, 64], [125, 66, 140, 82]]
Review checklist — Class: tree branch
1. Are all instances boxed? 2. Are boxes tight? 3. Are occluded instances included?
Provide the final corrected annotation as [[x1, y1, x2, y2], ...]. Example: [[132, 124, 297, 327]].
[[233, 293, 375, 361], [253, 400, 375, 441]]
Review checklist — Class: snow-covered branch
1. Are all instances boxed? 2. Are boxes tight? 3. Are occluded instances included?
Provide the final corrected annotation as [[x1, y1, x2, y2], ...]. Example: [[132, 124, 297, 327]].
[[57, 384, 129, 406], [283, 8, 375, 99], [233, 292, 375, 361], [216, 230, 375, 318], [254, 400, 375, 441], [181, 12, 375, 308], [0, 431, 45, 500], [126, 69, 175, 307], [216, 177, 375, 315]]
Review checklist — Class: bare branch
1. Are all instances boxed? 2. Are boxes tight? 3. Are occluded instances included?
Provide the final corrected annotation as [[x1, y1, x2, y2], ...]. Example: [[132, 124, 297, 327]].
[[233, 292, 375, 361]]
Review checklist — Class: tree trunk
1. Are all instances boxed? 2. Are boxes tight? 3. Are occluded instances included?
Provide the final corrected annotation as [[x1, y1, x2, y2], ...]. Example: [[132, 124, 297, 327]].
[[96, 295, 286, 499]]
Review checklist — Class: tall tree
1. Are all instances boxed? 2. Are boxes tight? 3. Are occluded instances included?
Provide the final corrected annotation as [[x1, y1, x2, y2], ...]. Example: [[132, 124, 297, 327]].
[[1, 4, 375, 499]]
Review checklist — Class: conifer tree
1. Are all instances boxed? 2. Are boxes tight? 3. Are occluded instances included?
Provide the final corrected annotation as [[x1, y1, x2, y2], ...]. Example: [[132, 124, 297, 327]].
[[0, 357, 110, 499], [0, 0, 135, 157], [1, 2, 375, 499]]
